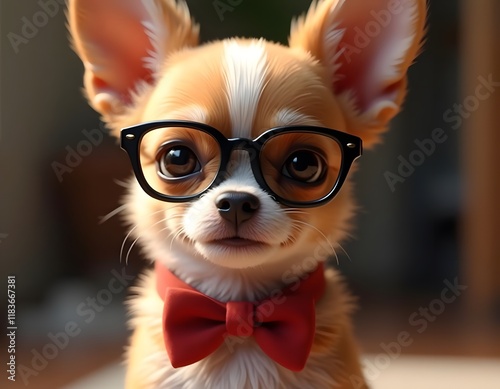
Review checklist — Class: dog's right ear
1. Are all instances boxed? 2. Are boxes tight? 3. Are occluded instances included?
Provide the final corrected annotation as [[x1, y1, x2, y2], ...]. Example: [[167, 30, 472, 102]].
[[68, 0, 198, 123]]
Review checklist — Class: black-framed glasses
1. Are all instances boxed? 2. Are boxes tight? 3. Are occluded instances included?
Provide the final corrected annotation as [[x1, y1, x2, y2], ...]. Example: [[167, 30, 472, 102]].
[[120, 120, 362, 207]]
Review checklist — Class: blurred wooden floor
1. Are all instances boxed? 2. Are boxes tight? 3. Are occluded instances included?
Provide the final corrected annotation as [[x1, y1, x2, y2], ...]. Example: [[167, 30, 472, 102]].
[[15, 300, 500, 389]]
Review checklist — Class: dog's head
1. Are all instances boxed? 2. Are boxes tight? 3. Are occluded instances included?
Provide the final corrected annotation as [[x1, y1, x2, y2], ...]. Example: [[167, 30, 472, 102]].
[[69, 0, 426, 272]]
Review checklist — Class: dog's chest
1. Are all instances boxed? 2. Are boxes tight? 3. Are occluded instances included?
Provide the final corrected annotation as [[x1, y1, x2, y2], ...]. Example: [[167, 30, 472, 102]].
[[158, 343, 284, 389], [129, 271, 340, 389], [153, 340, 332, 389]]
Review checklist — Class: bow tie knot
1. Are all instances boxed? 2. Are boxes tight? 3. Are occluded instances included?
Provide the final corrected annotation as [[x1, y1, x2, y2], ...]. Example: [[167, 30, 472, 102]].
[[226, 301, 256, 337], [156, 263, 326, 372]]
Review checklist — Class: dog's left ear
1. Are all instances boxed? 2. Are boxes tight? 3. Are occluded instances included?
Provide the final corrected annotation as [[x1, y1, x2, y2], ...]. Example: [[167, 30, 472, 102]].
[[68, 0, 199, 124], [290, 0, 426, 147]]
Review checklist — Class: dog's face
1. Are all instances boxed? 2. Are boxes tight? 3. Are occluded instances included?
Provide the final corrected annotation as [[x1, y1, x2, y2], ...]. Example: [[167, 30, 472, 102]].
[[69, 0, 426, 271], [131, 40, 355, 269]]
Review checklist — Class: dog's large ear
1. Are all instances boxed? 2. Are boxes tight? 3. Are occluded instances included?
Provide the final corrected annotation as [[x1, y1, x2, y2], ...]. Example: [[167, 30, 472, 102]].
[[68, 0, 198, 121], [290, 0, 426, 147]]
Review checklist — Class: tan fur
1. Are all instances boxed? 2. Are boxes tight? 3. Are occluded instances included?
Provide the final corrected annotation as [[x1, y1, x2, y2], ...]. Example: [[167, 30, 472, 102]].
[[68, 0, 426, 387]]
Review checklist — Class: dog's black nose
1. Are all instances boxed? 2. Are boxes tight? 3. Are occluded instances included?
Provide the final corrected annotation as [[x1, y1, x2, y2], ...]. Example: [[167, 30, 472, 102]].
[[216, 192, 260, 227]]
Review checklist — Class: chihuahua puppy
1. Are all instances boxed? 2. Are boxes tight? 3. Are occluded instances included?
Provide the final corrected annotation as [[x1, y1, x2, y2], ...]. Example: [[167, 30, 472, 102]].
[[68, 0, 426, 388]]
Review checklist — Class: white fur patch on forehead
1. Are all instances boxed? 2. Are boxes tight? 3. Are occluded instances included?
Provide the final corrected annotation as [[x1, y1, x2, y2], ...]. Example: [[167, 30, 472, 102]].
[[273, 108, 323, 127], [223, 40, 268, 138], [223, 151, 258, 187]]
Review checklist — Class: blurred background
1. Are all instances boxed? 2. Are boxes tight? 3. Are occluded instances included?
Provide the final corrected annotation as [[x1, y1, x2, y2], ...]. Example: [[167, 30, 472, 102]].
[[1, 0, 499, 388]]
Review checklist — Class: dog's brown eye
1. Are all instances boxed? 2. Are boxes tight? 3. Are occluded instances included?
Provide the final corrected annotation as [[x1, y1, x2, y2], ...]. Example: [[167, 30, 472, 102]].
[[282, 150, 326, 183], [157, 146, 201, 179]]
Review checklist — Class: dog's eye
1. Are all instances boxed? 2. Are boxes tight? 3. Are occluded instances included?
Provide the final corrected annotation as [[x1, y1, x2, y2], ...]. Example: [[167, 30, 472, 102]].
[[157, 146, 201, 179], [282, 150, 327, 183]]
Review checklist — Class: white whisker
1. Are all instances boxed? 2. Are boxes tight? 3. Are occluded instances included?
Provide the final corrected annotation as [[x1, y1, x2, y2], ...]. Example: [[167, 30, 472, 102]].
[[331, 248, 340, 266], [113, 179, 130, 188], [336, 242, 352, 263], [120, 209, 166, 263], [167, 225, 188, 251], [125, 235, 141, 265], [282, 209, 308, 216], [120, 225, 139, 263], [292, 219, 335, 254], [99, 204, 127, 225]]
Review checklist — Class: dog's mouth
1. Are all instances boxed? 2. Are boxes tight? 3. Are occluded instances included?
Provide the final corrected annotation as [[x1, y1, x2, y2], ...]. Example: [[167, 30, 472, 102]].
[[194, 236, 276, 268], [208, 237, 268, 248]]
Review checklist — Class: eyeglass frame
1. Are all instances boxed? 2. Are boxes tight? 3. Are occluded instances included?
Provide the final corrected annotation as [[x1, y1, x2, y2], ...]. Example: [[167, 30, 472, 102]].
[[120, 120, 362, 208]]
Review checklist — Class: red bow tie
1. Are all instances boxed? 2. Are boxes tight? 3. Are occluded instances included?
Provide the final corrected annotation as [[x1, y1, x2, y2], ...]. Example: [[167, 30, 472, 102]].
[[155, 262, 326, 372]]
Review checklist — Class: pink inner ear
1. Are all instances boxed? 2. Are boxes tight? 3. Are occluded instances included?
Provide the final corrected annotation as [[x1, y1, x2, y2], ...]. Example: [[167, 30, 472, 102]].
[[332, 0, 417, 112], [73, 0, 156, 103]]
